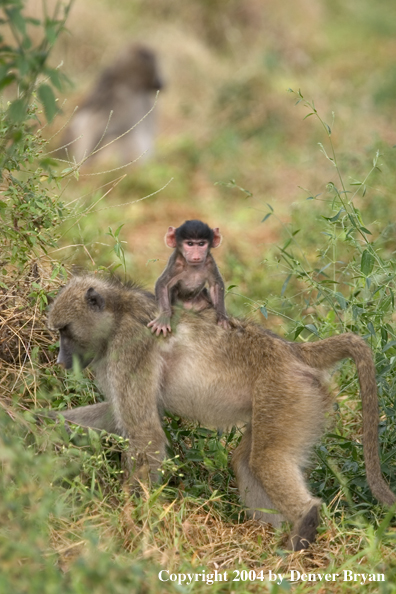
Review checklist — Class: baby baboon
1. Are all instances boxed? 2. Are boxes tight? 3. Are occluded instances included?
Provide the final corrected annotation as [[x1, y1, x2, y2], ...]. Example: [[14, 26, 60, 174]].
[[58, 44, 163, 165], [148, 220, 230, 336], [47, 276, 396, 551]]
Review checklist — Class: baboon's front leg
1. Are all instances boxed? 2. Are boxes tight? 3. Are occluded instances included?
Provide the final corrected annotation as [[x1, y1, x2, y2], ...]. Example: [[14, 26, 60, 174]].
[[47, 402, 120, 434], [111, 364, 167, 484]]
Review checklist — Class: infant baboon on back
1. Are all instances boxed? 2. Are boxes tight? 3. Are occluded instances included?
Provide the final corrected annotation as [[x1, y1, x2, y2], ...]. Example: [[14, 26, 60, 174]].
[[148, 220, 230, 336]]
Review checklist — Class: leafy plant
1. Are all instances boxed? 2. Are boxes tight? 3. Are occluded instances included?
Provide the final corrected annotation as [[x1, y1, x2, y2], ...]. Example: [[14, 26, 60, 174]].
[[106, 224, 127, 280], [0, 0, 71, 164], [0, 1, 71, 283], [259, 90, 396, 512]]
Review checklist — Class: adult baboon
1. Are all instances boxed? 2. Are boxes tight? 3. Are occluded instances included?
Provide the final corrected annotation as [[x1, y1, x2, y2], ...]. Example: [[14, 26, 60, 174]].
[[58, 44, 163, 165], [47, 275, 395, 551]]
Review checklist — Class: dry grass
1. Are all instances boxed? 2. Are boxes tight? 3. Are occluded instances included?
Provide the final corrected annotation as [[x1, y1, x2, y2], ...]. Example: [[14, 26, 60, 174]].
[[47, 484, 396, 592], [0, 261, 61, 406]]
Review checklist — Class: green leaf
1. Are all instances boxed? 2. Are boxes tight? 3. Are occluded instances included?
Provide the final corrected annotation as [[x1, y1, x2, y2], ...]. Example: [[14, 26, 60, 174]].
[[379, 296, 392, 313], [323, 208, 344, 222], [25, 17, 41, 26], [317, 262, 332, 275], [47, 68, 63, 90], [0, 73, 15, 91], [261, 212, 272, 223], [8, 98, 27, 122], [329, 209, 344, 222], [281, 274, 291, 297], [6, 7, 26, 34], [37, 83, 58, 123], [294, 325, 304, 339], [260, 306, 268, 319], [45, 22, 57, 45], [382, 341, 396, 353], [114, 224, 124, 237], [347, 214, 357, 228], [361, 249, 375, 276], [305, 324, 319, 336], [335, 292, 347, 310], [367, 322, 376, 336]]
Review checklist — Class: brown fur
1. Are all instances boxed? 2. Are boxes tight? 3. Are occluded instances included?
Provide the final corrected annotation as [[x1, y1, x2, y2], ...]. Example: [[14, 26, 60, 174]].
[[47, 276, 395, 551]]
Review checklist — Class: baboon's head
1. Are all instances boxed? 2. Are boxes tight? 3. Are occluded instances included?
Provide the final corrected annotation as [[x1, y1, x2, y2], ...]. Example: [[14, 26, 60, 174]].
[[122, 45, 164, 91], [47, 277, 115, 370]]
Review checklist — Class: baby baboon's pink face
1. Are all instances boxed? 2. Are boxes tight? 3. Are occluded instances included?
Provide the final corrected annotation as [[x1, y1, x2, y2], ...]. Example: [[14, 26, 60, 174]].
[[181, 239, 210, 265]]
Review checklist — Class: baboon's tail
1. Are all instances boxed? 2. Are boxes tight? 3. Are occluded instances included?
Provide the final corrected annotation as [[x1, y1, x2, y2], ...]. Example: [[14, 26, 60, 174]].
[[295, 334, 396, 507]]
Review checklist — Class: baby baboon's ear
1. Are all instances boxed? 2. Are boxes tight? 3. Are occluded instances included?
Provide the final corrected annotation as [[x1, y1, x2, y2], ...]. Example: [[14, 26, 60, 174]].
[[85, 287, 105, 311], [212, 227, 222, 248]]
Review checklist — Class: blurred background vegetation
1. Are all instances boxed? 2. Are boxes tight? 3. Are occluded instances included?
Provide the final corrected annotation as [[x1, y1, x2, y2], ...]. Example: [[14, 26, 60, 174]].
[[2, 0, 396, 591], [38, 0, 396, 318]]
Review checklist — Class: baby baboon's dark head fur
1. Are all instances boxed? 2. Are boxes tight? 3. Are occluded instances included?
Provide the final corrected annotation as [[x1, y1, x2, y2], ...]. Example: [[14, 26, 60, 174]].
[[175, 220, 214, 246]]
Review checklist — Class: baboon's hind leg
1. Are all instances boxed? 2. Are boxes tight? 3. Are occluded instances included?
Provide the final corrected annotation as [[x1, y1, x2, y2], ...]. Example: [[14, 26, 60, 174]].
[[250, 367, 327, 550], [232, 425, 284, 528], [250, 447, 321, 551]]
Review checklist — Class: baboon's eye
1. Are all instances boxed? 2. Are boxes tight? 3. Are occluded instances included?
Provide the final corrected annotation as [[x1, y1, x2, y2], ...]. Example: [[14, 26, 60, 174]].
[[85, 287, 105, 311], [59, 325, 72, 338]]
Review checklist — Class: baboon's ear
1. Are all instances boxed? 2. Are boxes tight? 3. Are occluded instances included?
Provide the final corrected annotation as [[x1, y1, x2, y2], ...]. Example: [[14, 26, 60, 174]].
[[165, 226, 177, 248], [212, 228, 222, 249], [85, 287, 105, 311]]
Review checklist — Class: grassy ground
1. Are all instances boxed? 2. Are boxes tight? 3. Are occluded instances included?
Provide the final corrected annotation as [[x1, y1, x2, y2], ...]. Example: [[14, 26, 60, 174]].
[[2, 0, 396, 591]]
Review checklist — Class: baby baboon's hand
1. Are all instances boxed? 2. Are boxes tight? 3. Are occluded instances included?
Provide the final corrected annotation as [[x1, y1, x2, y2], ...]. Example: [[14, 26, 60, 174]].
[[217, 316, 231, 330], [147, 314, 172, 337]]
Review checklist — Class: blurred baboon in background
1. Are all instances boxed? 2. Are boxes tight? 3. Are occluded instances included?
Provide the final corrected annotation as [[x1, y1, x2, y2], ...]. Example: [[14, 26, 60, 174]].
[[58, 44, 164, 165]]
